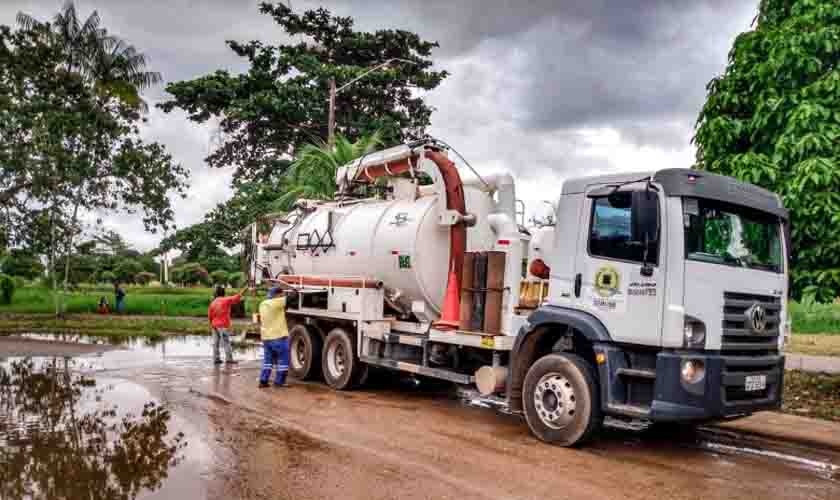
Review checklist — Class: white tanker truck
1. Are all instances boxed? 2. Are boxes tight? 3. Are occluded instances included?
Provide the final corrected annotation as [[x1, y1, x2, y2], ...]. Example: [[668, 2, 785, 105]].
[[252, 138, 790, 446]]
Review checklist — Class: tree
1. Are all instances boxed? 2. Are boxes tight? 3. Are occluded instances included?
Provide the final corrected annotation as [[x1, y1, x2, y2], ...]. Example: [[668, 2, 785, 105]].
[[228, 271, 246, 288], [273, 132, 383, 211], [0, 249, 45, 280], [3, 5, 189, 314], [174, 263, 210, 286], [693, 0, 840, 301], [135, 271, 156, 285], [159, 2, 447, 186], [0, 274, 16, 304], [114, 259, 143, 283], [99, 270, 116, 284], [210, 270, 229, 286], [199, 164, 289, 248]]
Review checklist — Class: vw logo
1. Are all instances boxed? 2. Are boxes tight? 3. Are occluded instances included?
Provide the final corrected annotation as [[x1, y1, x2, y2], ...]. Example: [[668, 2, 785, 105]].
[[746, 304, 767, 333]]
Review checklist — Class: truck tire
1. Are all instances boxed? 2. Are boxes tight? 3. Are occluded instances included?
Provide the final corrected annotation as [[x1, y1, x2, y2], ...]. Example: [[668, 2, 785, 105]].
[[322, 327, 365, 390], [523, 353, 602, 446], [289, 324, 322, 380]]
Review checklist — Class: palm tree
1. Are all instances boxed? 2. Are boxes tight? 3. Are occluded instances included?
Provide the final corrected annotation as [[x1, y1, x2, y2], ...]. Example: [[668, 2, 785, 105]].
[[17, 1, 162, 313], [272, 132, 384, 211], [17, 1, 161, 110], [17, 1, 103, 74]]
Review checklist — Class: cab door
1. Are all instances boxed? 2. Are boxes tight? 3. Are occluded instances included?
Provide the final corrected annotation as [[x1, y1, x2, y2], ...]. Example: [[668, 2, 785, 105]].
[[572, 187, 665, 347]]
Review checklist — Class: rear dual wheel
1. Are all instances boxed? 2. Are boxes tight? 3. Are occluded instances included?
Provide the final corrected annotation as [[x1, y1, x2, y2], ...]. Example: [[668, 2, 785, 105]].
[[322, 327, 368, 390], [289, 324, 322, 380]]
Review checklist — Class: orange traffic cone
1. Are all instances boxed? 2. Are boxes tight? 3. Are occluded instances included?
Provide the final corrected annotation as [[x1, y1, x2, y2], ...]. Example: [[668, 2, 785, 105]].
[[434, 270, 461, 331]]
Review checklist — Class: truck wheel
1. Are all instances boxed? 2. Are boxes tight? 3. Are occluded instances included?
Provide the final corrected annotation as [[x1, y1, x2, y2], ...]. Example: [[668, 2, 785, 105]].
[[289, 324, 322, 380], [322, 327, 364, 390], [523, 353, 602, 446]]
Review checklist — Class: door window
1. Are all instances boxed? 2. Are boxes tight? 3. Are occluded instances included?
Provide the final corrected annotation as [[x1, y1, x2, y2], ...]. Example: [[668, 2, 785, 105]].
[[588, 191, 659, 264]]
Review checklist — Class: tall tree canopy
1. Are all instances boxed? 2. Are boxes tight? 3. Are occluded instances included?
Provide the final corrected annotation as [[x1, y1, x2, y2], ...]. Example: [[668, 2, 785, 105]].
[[2, 2, 188, 302], [693, 0, 840, 300], [159, 2, 447, 186]]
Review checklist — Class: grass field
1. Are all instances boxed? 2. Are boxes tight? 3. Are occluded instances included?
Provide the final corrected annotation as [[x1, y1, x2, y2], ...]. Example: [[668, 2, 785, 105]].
[[0, 315, 214, 340], [790, 301, 840, 334], [0, 286, 265, 317]]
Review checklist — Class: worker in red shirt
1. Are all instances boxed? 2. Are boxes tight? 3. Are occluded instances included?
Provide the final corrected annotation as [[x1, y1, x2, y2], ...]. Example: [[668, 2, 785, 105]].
[[209, 284, 250, 364]]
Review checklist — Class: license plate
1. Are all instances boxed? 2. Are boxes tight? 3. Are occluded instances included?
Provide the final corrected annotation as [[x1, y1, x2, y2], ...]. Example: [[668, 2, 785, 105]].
[[745, 375, 767, 392]]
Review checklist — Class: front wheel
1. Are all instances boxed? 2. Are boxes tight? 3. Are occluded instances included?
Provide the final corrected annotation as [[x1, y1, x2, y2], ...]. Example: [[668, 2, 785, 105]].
[[322, 327, 365, 390], [523, 353, 602, 446]]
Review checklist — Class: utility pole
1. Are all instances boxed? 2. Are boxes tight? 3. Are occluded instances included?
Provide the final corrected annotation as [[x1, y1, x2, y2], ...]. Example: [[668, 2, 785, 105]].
[[328, 77, 336, 146], [326, 58, 416, 147]]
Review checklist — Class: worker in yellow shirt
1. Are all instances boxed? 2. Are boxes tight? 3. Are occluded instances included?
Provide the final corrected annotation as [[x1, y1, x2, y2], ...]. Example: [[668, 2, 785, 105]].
[[258, 287, 299, 388]]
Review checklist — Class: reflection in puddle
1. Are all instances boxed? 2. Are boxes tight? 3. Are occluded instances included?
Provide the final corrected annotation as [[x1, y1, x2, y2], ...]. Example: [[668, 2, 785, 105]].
[[0, 358, 187, 499], [8, 333, 263, 372]]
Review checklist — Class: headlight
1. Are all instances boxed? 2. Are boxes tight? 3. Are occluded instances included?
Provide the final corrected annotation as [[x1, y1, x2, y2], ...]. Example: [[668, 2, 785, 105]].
[[681, 359, 706, 384], [683, 319, 706, 348]]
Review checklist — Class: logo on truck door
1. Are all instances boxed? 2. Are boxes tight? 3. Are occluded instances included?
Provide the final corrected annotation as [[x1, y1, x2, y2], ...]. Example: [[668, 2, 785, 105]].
[[590, 266, 626, 313], [594, 266, 620, 297]]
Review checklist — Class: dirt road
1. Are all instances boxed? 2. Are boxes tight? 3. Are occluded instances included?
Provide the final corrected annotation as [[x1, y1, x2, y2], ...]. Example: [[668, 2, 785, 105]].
[[115, 359, 839, 500], [2, 335, 838, 500]]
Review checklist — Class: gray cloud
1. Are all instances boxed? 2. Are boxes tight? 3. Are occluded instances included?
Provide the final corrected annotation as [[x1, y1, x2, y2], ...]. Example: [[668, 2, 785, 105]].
[[1, 0, 758, 249]]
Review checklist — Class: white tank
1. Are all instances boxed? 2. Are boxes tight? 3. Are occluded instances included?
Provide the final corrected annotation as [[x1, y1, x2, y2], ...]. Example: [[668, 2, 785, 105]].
[[264, 184, 497, 318]]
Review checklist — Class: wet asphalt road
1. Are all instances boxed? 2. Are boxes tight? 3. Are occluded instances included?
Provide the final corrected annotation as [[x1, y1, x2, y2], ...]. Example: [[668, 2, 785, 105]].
[[121, 359, 840, 500]]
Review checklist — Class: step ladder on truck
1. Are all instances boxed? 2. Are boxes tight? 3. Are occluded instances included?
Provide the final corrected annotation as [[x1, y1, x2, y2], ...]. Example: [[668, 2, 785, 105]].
[[250, 138, 791, 446]]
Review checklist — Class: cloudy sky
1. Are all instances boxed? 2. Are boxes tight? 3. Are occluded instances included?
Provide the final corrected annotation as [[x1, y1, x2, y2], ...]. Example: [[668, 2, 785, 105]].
[[1, 0, 759, 250]]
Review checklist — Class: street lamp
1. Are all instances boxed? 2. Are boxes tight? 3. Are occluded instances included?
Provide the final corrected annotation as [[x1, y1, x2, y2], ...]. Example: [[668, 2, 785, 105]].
[[328, 58, 418, 145]]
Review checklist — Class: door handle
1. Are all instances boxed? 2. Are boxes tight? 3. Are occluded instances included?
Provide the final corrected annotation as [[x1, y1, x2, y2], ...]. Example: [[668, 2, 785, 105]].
[[574, 273, 582, 298]]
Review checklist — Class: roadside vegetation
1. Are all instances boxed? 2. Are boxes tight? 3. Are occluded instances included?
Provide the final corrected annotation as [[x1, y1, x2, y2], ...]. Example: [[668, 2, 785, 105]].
[[0, 285, 265, 317], [782, 370, 840, 423], [0, 316, 212, 340]]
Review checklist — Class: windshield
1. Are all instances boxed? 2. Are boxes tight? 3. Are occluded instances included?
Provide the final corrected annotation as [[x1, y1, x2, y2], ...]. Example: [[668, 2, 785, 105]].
[[683, 197, 783, 273]]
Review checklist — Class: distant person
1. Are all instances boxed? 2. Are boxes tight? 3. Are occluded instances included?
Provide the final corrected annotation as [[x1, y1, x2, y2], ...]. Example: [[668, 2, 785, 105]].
[[208, 285, 249, 365], [97, 296, 110, 315], [114, 283, 125, 314], [257, 287, 299, 388]]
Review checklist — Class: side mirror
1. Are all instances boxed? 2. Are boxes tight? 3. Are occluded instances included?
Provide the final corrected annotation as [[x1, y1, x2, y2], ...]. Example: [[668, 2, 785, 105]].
[[631, 191, 659, 274], [631, 191, 659, 245]]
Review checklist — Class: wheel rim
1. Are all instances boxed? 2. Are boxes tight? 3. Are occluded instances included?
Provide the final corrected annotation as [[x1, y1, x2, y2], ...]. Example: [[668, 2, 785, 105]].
[[291, 336, 306, 370], [326, 341, 346, 379], [533, 373, 577, 430]]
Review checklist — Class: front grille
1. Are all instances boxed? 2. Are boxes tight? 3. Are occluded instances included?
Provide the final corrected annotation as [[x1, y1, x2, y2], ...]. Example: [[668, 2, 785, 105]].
[[721, 292, 780, 353], [725, 386, 771, 402], [721, 355, 782, 407]]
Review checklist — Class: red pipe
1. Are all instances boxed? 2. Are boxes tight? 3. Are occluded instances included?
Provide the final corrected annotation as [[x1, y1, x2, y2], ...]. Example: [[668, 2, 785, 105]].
[[426, 150, 466, 330], [351, 149, 466, 329], [268, 275, 383, 289]]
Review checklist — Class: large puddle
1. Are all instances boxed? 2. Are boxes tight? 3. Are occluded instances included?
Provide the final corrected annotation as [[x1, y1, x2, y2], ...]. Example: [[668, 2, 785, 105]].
[[0, 334, 246, 499], [0, 357, 213, 499]]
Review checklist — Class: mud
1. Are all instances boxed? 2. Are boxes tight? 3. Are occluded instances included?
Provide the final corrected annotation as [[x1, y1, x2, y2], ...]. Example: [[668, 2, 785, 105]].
[[1, 334, 839, 500]]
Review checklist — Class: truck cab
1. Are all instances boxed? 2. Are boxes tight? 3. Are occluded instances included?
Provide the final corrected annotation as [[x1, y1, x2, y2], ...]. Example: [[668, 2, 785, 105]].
[[510, 168, 788, 444]]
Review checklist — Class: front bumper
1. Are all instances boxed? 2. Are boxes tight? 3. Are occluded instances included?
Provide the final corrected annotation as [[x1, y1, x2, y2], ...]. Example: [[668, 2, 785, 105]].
[[649, 352, 785, 422]]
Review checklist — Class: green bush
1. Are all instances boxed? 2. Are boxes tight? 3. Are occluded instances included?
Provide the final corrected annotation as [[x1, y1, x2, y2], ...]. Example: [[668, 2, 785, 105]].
[[99, 270, 117, 284], [0, 274, 15, 304], [13, 276, 26, 289], [228, 271, 246, 287], [115, 259, 144, 283], [135, 271, 157, 285], [210, 270, 229, 286]]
